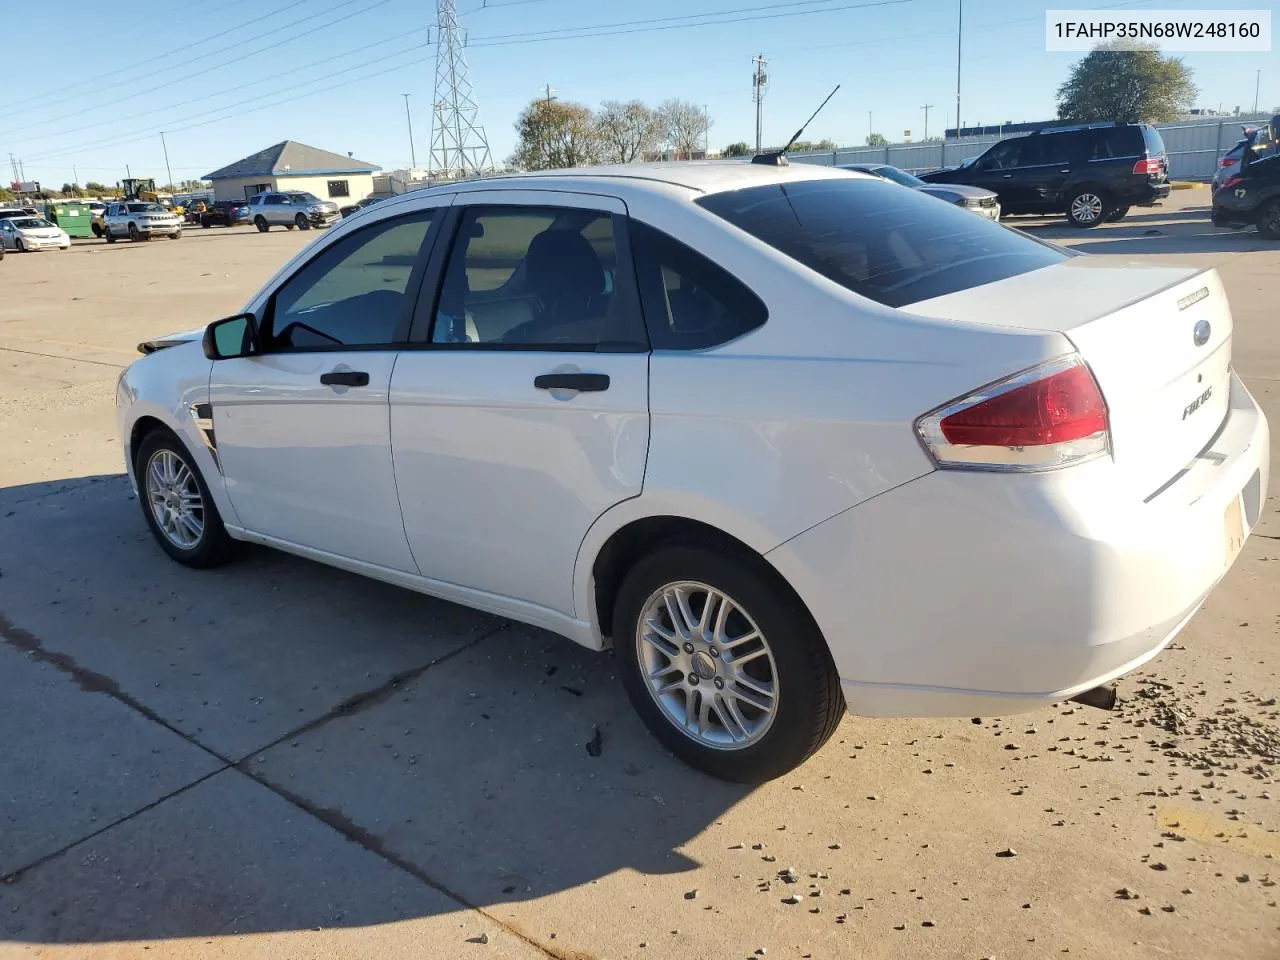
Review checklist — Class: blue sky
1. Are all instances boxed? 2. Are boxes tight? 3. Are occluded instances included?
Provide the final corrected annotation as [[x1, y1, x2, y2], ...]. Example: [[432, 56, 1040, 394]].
[[3, 0, 1271, 188]]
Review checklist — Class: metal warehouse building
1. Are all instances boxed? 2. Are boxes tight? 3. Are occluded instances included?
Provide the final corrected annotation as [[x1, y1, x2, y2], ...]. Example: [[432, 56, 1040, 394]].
[[204, 141, 381, 204]]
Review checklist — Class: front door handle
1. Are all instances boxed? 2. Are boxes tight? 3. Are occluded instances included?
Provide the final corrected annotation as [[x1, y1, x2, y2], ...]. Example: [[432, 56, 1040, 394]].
[[534, 373, 610, 393], [320, 371, 370, 387], [1001, 173, 1014, 179]]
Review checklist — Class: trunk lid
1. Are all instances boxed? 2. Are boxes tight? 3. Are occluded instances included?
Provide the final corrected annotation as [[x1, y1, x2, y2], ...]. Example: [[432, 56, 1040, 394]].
[[909, 259, 1232, 498]]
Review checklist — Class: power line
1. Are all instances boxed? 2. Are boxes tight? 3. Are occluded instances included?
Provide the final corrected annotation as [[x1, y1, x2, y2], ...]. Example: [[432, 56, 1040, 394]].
[[2, 0, 397, 137], [17, 0, 314, 111], [15, 34, 431, 155]]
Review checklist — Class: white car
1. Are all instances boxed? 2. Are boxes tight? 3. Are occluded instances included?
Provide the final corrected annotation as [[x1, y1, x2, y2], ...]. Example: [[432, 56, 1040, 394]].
[[0, 216, 71, 251], [103, 201, 183, 242], [116, 163, 1269, 783]]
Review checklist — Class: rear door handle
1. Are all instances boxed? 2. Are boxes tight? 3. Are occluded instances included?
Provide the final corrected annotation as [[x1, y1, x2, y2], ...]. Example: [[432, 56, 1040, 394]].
[[320, 371, 370, 387], [534, 373, 610, 393], [1001, 174, 1014, 179]]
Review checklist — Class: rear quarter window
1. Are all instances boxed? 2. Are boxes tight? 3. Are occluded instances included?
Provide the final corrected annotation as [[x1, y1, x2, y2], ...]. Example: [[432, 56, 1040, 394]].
[[1141, 125, 1166, 156], [695, 178, 1070, 309]]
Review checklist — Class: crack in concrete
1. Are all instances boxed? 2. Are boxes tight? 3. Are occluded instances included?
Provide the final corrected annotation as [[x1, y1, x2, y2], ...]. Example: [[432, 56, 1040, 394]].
[[0, 611, 569, 956]]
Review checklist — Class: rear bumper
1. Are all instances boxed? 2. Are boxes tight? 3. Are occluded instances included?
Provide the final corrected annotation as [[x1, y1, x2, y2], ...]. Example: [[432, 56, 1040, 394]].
[[766, 371, 1269, 717], [1132, 181, 1171, 206]]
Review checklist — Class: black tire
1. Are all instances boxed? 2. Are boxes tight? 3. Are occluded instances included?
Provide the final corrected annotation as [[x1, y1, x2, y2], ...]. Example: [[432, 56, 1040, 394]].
[[91, 222, 103, 238], [1065, 187, 1109, 228], [255, 216, 269, 233], [1257, 199, 1280, 240], [15, 238, 26, 253], [104, 228, 116, 244], [613, 542, 844, 783], [201, 218, 211, 228], [1104, 205, 1130, 223], [128, 222, 142, 242], [285, 223, 296, 231], [134, 429, 236, 569], [0, 243, 5, 260], [295, 213, 310, 230], [170, 231, 182, 240]]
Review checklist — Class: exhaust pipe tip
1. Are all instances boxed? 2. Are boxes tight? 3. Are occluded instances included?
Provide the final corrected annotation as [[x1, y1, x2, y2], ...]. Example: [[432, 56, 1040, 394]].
[[1069, 685, 1118, 711]]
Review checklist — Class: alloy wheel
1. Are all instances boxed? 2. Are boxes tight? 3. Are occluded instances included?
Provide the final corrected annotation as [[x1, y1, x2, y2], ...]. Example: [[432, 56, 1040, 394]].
[[636, 580, 779, 750], [1070, 192, 1103, 224], [145, 449, 204, 550]]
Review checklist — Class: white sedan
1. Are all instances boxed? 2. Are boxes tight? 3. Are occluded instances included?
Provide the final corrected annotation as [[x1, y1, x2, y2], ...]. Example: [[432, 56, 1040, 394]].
[[116, 162, 1269, 783], [0, 216, 71, 251]]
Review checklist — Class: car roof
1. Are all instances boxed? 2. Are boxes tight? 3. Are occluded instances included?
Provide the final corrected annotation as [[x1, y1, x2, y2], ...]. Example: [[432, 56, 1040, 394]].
[[411, 161, 862, 202]]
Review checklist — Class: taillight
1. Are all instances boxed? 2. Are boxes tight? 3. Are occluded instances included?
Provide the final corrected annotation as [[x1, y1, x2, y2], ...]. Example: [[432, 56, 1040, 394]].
[[915, 356, 1110, 471], [1219, 157, 1238, 168], [1133, 157, 1162, 175], [1222, 175, 1242, 190]]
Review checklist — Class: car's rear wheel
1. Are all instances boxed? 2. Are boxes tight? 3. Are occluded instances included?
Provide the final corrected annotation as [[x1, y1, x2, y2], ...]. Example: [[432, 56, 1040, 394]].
[[1257, 199, 1280, 240], [295, 213, 310, 230], [201, 218, 211, 228], [613, 543, 844, 783], [1105, 205, 1130, 223], [170, 231, 182, 240], [1066, 188, 1109, 228], [91, 222, 103, 238], [136, 430, 235, 569], [254, 216, 269, 233]]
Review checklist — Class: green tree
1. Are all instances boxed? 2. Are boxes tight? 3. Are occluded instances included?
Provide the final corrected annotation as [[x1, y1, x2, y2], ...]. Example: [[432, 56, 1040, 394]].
[[510, 98, 601, 171], [85, 181, 109, 194], [595, 100, 663, 163], [722, 141, 752, 157], [0, 186, 14, 203], [1057, 42, 1196, 123], [866, 132, 888, 146]]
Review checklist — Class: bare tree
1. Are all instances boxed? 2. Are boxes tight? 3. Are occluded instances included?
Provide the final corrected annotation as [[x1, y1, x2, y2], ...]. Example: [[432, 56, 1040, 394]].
[[659, 99, 713, 160], [595, 100, 663, 163], [509, 98, 601, 171]]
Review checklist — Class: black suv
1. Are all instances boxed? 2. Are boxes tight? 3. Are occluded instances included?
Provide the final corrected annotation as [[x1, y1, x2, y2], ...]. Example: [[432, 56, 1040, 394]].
[[920, 122, 1170, 227]]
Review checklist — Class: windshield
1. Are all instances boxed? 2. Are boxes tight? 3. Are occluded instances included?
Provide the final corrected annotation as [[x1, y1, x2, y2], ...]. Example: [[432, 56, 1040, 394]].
[[288, 193, 319, 203], [127, 203, 165, 213], [696, 178, 1068, 309], [874, 166, 927, 187], [12, 218, 53, 229]]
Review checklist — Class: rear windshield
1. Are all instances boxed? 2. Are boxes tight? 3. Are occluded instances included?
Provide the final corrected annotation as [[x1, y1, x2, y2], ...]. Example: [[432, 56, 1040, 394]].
[[872, 166, 926, 187], [695, 178, 1068, 309], [1141, 124, 1166, 156]]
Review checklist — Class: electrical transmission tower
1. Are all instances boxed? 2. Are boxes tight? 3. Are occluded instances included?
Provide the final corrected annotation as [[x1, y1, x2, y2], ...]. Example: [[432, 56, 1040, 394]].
[[429, 0, 493, 178]]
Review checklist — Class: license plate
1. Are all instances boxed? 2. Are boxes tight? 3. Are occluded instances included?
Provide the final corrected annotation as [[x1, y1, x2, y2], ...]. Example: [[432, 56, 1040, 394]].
[[1224, 494, 1246, 568]]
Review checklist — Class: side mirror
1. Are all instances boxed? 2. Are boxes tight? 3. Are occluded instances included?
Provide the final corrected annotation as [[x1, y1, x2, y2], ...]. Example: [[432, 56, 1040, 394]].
[[203, 313, 260, 360]]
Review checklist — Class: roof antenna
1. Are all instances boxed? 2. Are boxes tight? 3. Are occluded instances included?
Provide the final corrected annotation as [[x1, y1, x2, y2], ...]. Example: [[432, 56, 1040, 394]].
[[752, 84, 841, 166]]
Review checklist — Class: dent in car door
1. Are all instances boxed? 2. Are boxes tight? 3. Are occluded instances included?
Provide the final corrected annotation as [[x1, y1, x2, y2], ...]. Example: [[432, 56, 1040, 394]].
[[390, 192, 651, 616]]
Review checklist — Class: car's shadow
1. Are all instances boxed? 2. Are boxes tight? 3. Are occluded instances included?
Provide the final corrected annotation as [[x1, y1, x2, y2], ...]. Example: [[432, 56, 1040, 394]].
[[0, 475, 750, 944]]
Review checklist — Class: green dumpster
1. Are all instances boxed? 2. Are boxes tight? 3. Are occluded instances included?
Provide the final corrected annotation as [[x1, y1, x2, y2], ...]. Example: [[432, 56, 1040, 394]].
[[44, 201, 94, 239]]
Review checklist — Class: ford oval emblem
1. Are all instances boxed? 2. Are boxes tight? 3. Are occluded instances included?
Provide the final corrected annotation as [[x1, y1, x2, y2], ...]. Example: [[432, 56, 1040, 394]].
[[1193, 319, 1211, 347]]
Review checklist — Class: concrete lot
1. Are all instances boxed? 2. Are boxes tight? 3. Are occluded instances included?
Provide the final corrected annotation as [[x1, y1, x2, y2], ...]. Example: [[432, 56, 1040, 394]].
[[1, 189, 1278, 960]]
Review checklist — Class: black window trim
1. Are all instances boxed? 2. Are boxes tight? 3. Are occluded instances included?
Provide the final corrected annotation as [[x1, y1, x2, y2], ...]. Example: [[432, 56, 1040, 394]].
[[255, 207, 445, 356], [404, 202, 650, 354]]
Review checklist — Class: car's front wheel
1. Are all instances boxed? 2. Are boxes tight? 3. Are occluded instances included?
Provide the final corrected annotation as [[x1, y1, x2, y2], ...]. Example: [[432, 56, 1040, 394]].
[[15, 238, 26, 253], [295, 213, 310, 230], [104, 227, 116, 244], [614, 543, 844, 783], [1066, 188, 1109, 228], [128, 222, 143, 242], [170, 231, 182, 240], [254, 216, 269, 233], [136, 430, 236, 568], [1257, 199, 1280, 240]]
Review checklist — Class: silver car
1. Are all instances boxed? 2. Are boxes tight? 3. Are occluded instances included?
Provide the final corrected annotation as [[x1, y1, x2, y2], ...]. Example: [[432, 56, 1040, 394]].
[[247, 191, 340, 232], [0, 216, 71, 251], [838, 163, 1001, 219]]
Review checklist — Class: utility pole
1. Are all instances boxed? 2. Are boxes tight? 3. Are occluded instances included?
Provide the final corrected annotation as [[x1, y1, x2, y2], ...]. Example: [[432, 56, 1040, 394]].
[[402, 94, 417, 170], [160, 131, 174, 191], [921, 104, 934, 140], [7, 153, 16, 182], [955, 0, 963, 137], [543, 84, 556, 106], [73, 165, 79, 187], [752, 54, 769, 155], [703, 103, 709, 157], [867, 111, 872, 142], [1254, 69, 1261, 114], [17, 159, 25, 181]]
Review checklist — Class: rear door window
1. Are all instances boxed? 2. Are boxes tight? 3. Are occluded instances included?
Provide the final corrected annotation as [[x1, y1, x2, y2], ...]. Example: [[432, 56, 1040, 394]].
[[696, 178, 1069, 309]]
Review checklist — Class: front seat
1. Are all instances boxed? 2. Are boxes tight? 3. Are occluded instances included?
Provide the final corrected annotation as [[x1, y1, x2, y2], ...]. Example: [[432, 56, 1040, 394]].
[[523, 229, 605, 334]]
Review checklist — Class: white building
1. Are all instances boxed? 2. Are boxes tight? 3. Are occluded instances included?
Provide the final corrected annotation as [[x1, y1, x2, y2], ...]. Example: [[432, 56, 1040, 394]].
[[203, 141, 381, 204]]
